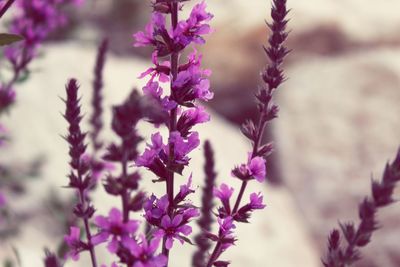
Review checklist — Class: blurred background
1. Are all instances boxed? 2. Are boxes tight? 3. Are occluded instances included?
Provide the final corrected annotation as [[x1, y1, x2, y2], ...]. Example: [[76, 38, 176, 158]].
[[1, 0, 400, 266]]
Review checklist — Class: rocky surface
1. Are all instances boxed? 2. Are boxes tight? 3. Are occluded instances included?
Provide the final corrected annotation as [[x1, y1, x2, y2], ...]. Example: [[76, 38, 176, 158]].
[[276, 49, 400, 267], [0, 44, 320, 267]]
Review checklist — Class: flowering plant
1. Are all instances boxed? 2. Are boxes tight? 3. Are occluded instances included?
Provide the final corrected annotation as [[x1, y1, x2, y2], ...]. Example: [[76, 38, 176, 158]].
[[53, 0, 290, 266], [43, 0, 400, 267]]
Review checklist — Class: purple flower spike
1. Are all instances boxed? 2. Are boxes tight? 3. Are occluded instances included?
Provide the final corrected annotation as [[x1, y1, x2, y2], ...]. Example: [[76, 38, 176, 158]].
[[155, 214, 193, 250], [94, 208, 139, 253]]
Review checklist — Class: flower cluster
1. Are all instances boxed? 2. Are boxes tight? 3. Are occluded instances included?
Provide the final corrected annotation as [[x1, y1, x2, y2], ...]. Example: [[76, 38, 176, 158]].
[[62, 79, 100, 265], [133, 0, 213, 262], [1, 0, 82, 104], [57, 1, 290, 267], [143, 177, 199, 250]]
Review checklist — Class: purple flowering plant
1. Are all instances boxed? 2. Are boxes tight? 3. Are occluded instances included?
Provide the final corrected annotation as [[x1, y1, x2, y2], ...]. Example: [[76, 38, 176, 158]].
[[0, 0, 82, 224], [37, 0, 400, 266], [53, 0, 289, 266]]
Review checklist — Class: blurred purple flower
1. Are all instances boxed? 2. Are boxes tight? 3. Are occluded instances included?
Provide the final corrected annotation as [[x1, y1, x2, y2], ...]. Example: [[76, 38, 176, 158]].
[[123, 235, 167, 267], [94, 208, 139, 253], [64, 227, 83, 261], [0, 191, 6, 207]]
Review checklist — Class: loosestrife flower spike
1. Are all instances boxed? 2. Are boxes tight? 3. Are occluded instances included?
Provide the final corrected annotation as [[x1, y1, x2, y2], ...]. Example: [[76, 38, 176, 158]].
[[192, 140, 217, 267], [90, 38, 108, 152], [206, 0, 289, 265], [322, 148, 400, 267], [62, 79, 99, 267]]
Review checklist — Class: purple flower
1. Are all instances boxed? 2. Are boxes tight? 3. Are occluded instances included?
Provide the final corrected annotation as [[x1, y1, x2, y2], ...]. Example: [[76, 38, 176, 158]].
[[174, 174, 195, 204], [142, 82, 177, 112], [64, 227, 83, 261], [177, 106, 210, 137], [174, 1, 213, 46], [233, 192, 266, 223], [217, 216, 236, 247], [133, 12, 166, 48], [249, 192, 266, 210], [248, 156, 266, 182], [231, 155, 266, 183], [94, 208, 139, 253], [214, 183, 234, 215], [123, 235, 167, 267], [168, 131, 200, 165], [139, 52, 171, 84], [136, 131, 199, 179], [144, 194, 169, 224], [154, 214, 192, 249], [171, 52, 213, 104], [136, 132, 164, 168]]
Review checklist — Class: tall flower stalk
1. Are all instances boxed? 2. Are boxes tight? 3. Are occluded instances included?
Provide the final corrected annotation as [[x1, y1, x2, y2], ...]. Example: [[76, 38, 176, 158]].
[[323, 148, 400, 267], [205, 0, 289, 265], [192, 140, 217, 267], [134, 0, 213, 264], [62, 79, 100, 267]]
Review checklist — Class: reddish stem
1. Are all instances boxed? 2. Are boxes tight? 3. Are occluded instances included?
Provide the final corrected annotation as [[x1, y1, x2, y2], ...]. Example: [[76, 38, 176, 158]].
[[162, 2, 179, 264]]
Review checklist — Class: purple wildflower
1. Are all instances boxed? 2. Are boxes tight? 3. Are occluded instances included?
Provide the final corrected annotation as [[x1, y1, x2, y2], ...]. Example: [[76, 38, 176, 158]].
[[174, 174, 195, 204], [123, 235, 167, 267], [231, 155, 266, 183], [136, 131, 199, 180], [249, 193, 266, 210], [176, 106, 210, 137], [139, 52, 171, 84], [144, 194, 169, 224], [214, 183, 234, 216], [171, 53, 213, 105], [94, 208, 140, 253], [64, 227, 83, 261], [206, 0, 289, 265], [4, 0, 82, 90], [154, 214, 193, 249], [174, 1, 213, 46]]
